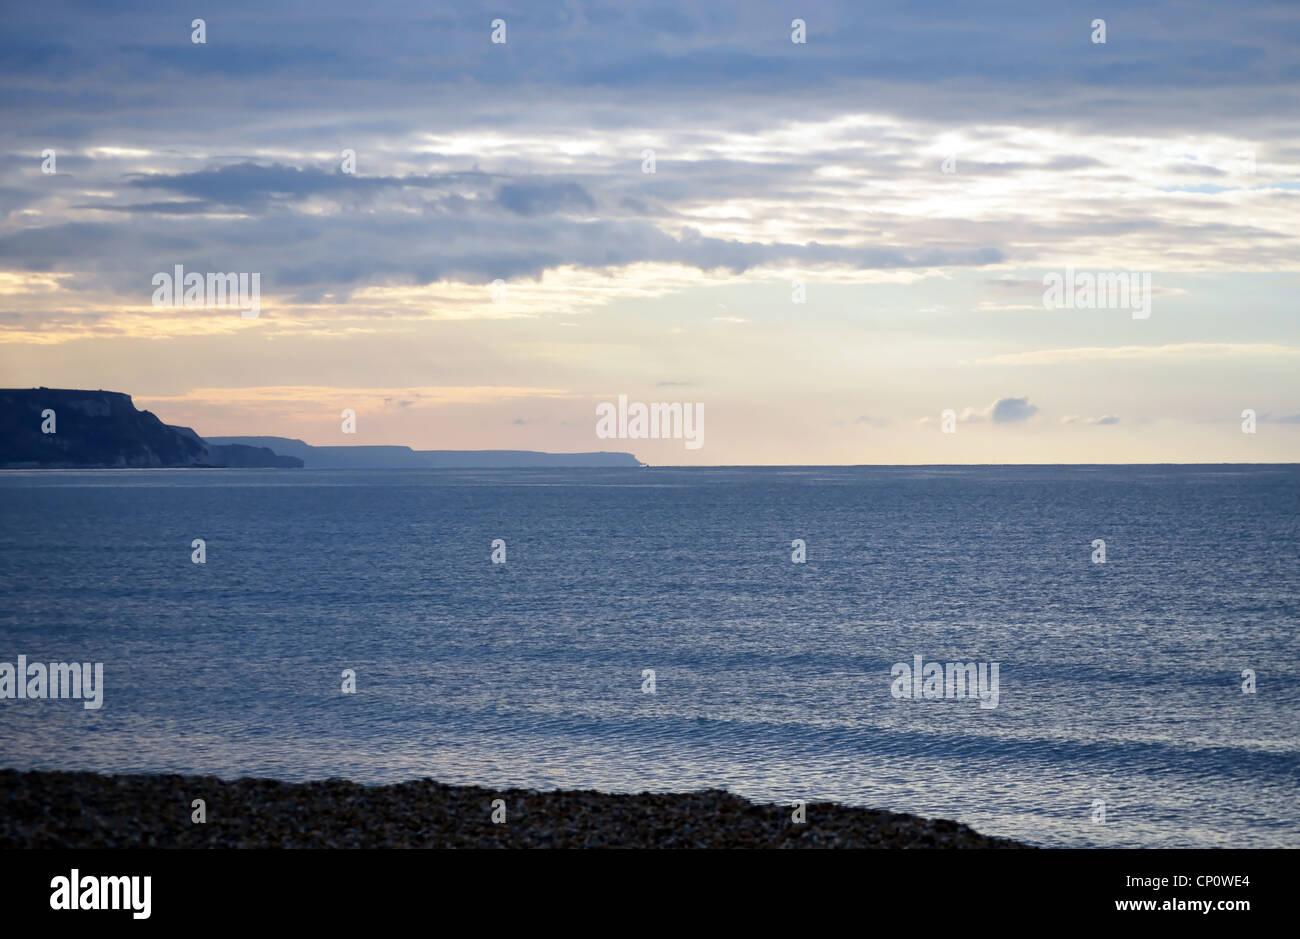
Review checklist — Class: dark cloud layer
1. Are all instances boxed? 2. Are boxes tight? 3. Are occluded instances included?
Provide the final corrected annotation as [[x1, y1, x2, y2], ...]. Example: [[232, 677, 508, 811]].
[[2, 1, 1297, 305]]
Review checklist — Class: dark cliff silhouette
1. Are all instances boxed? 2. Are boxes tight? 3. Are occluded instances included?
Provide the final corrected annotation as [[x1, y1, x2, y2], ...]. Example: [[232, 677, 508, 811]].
[[1, 389, 643, 469], [0, 389, 300, 468]]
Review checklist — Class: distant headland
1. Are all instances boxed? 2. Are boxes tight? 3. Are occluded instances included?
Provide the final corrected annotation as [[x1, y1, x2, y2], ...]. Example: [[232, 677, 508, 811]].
[[0, 389, 642, 469]]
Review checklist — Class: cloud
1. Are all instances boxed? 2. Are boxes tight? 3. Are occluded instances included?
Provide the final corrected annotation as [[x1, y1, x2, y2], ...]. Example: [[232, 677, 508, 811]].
[[976, 344, 1300, 366], [139, 385, 576, 408], [73, 200, 220, 215], [124, 163, 482, 208], [0, 206, 1007, 303], [951, 397, 1039, 424], [5, 2, 1296, 338], [1063, 415, 1120, 425], [496, 180, 596, 216], [990, 397, 1039, 423], [3, 1, 1296, 136]]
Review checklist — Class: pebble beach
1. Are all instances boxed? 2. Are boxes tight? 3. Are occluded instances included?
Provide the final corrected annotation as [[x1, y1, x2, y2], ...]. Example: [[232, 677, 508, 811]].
[[1, 770, 1027, 848]]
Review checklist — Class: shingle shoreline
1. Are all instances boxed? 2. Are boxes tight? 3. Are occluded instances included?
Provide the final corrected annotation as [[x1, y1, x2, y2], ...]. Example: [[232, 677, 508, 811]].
[[1, 769, 1029, 848]]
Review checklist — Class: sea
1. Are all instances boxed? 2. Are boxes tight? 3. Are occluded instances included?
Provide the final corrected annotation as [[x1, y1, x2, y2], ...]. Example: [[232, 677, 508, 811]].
[[1, 465, 1296, 848]]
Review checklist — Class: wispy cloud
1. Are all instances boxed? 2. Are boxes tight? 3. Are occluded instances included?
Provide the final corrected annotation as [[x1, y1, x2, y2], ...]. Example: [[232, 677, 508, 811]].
[[140, 385, 575, 408], [1062, 415, 1120, 425], [975, 344, 1300, 366]]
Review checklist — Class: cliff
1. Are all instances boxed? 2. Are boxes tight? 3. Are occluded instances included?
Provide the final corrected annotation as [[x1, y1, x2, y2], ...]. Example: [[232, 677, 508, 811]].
[[206, 436, 644, 468], [0, 389, 302, 468], [0, 389, 641, 469]]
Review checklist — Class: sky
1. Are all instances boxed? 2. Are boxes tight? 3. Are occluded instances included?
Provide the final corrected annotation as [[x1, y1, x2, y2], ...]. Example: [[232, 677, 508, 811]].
[[1, 0, 1298, 464]]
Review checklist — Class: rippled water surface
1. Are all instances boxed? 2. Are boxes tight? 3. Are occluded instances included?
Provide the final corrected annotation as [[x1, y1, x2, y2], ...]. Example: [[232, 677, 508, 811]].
[[1, 465, 1297, 847]]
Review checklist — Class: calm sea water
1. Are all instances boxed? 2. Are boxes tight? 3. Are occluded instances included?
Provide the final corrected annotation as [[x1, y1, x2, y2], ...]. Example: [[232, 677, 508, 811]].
[[1, 465, 1296, 848]]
